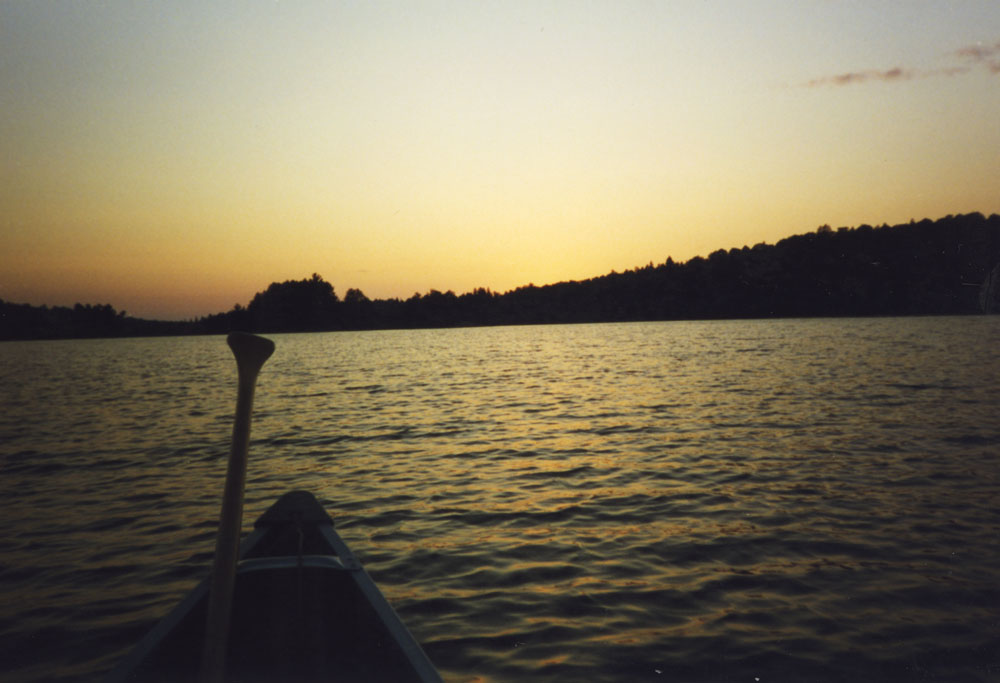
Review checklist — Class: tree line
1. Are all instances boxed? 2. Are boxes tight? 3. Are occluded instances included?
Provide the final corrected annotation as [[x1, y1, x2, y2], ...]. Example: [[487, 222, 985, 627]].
[[0, 302, 191, 341], [3, 212, 999, 341]]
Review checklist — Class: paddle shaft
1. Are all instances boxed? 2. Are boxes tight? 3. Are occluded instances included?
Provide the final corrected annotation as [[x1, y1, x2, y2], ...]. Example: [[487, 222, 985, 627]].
[[202, 333, 274, 683]]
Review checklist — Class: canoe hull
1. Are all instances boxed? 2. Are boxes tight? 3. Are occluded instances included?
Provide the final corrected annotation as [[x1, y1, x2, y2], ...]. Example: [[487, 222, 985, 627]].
[[108, 491, 441, 682]]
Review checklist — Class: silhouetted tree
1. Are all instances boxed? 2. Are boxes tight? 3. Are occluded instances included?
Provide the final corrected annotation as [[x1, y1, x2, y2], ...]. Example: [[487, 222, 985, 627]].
[[342, 288, 375, 329], [246, 273, 339, 332]]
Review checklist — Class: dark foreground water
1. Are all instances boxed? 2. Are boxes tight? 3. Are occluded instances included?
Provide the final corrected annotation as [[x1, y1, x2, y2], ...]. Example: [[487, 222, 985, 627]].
[[1, 318, 998, 682]]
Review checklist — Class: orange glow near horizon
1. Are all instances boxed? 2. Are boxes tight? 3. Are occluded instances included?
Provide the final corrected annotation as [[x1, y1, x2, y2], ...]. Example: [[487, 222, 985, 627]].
[[2, 2, 999, 320]]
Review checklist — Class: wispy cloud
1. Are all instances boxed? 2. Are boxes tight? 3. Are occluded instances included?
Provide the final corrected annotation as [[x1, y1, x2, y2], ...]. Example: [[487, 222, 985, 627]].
[[806, 67, 912, 87], [805, 39, 1000, 87], [953, 40, 1000, 73]]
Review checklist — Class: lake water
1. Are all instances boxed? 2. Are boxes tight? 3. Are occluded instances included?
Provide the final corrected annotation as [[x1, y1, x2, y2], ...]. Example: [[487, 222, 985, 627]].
[[1, 318, 998, 682]]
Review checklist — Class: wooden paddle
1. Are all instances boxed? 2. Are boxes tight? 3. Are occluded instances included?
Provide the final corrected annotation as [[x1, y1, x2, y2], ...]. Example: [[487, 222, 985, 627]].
[[201, 332, 275, 682]]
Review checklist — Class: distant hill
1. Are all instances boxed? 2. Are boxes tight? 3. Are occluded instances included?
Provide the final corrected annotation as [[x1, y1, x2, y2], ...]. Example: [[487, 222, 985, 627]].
[[4, 212, 999, 341]]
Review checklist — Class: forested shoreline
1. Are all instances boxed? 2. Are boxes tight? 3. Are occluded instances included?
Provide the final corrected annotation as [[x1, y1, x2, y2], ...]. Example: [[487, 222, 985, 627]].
[[4, 212, 999, 341]]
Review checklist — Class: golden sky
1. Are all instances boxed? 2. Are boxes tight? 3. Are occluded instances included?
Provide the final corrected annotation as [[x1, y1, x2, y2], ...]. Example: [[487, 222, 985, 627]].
[[3, 1, 999, 320]]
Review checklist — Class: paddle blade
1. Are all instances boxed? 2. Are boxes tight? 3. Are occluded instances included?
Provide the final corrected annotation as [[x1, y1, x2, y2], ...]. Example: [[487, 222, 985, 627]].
[[227, 332, 275, 378]]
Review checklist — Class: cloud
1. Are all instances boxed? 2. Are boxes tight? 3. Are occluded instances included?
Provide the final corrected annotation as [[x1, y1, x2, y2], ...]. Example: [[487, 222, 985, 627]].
[[805, 39, 1000, 87], [954, 40, 1000, 74], [806, 67, 912, 88], [954, 41, 1000, 62]]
